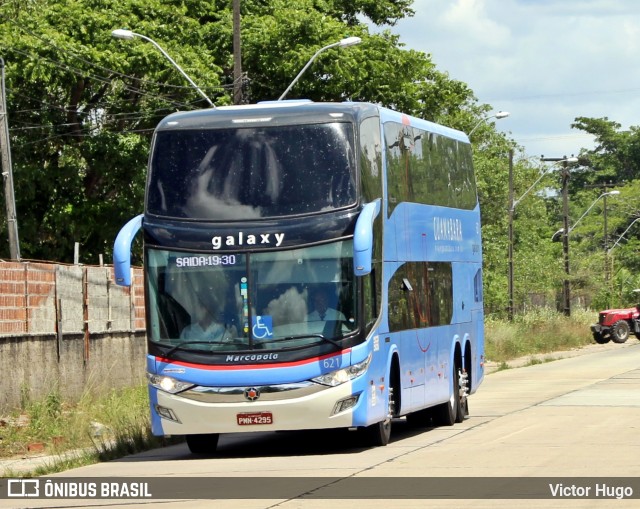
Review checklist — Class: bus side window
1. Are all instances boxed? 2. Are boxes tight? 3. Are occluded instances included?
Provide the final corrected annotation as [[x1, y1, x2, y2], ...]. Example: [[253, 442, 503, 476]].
[[474, 268, 483, 302]]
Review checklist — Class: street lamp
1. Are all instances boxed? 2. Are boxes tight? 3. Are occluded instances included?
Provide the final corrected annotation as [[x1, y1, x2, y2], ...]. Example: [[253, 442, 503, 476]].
[[607, 217, 640, 254], [507, 156, 578, 320], [111, 29, 214, 108], [278, 37, 362, 101], [468, 111, 510, 137], [551, 190, 620, 240], [510, 158, 579, 211], [539, 156, 581, 316]]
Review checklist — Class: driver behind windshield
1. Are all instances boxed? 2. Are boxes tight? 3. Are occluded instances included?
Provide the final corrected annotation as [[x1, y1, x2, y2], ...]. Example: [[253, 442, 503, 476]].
[[307, 289, 345, 322], [181, 290, 236, 341]]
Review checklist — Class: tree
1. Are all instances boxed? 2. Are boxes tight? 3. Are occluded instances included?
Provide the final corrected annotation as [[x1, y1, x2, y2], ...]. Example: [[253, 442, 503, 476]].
[[572, 116, 640, 186], [568, 117, 640, 307], [1, 0, 494, 264], [1, 0, 530, 318], [0, 0, 225, 262]]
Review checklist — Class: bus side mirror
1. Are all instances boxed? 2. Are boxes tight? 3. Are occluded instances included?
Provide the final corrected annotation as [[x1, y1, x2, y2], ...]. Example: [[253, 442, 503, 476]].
[[113, 214, 143, 287], [353, 199, 381, 276]]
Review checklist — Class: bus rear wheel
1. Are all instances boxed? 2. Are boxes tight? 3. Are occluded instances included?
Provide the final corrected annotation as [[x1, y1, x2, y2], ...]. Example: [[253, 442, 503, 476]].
[[455, 368, 469, 423], [186, 433, 220, 455]]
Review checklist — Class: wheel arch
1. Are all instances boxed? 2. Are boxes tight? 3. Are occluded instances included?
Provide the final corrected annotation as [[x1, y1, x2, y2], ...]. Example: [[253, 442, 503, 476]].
[[445, 334, 464, 398], [451, 334, 464, 373], [463, 334, 473, 392], [386, 348, 401, 417]]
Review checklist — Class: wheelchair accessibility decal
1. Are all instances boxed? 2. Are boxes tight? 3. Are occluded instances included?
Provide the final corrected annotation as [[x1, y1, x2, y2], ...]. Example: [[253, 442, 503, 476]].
[[252, 315, 273, 340]]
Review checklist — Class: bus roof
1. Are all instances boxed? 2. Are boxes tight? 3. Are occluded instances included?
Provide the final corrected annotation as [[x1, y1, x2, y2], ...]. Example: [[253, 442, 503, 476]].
[[155, 101, 469, 143]]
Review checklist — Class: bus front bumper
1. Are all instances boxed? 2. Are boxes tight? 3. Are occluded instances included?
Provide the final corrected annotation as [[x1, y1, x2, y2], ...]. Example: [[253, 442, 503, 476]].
[[150, 381, 361, 435]]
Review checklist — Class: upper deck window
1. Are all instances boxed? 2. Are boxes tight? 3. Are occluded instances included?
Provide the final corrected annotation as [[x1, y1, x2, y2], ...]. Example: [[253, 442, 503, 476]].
[[384, 122, 477, 214], [147, 122, 356, 219]]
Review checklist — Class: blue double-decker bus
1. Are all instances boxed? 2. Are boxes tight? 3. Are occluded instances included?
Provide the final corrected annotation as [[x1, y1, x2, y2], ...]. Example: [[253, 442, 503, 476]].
[[114, 100, 485, 454]]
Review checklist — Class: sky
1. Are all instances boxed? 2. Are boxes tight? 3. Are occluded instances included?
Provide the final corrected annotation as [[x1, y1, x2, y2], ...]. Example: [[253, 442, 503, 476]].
[[387, 0, 640, 159]]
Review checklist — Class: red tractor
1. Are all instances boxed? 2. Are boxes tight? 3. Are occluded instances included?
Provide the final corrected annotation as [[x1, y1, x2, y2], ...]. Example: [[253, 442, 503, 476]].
[[591, 306, 640, 344]]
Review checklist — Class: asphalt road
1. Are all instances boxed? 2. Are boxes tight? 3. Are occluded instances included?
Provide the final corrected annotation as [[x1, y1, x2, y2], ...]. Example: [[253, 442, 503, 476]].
[[2, 341, 640, 509]]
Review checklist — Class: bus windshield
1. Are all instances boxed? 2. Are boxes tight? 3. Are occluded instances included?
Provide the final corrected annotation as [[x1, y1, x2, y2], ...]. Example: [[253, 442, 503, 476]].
[[146, 241, 357, 352], [147, 123, 356, 219]]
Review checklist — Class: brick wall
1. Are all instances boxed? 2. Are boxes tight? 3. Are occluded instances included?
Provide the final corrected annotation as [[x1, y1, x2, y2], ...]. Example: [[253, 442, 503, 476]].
[[0, 261, 145, 336], [0, 261, 147, 410]]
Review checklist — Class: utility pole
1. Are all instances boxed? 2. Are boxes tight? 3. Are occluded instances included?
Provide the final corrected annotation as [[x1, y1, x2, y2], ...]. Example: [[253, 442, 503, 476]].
[[603, 191, 611, 286], [561, 162, 571, 317], [232, 0, 243, 105], [507, 149, 514, 321], [542, 156, 573, 316], [584, 182, 619, 283], [0, 57, 20, 260]]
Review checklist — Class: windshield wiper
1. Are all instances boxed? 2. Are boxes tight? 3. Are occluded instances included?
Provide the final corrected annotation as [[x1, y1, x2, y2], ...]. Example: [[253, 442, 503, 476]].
[[161, 334, 343, 358], [162, 340, 230, 358]]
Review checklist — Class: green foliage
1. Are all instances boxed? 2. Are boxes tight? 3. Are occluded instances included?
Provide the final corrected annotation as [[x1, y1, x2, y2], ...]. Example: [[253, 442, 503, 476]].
[[571, 117, 640, 186], [0, 384, 159, 461], [485, 308, 594, 363], [0, 0, 223, 262], [0, 0, 488, 265], [3, 0, 637, 315]]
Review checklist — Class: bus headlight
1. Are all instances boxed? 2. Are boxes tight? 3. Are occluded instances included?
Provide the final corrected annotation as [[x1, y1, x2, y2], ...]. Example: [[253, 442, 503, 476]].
[[147, 373, 195, 394], [311, 354, 371, 387]]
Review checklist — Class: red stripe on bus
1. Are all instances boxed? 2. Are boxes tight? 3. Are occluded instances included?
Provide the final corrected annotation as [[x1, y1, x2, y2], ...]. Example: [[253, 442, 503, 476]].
[[155, 349, 352, 371]]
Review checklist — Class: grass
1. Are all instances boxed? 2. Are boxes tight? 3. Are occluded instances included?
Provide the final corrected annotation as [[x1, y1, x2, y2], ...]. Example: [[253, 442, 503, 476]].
[[0, 308, 598, 475], [0, 384, 181, 476], [485, 307, 595, 364]]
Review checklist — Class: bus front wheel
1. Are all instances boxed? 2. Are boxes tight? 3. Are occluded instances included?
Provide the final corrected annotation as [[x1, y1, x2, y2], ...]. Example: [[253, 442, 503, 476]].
[[364, 385, 395, 446], [434, 365, 463, 426], [186, 433, 220, 455]]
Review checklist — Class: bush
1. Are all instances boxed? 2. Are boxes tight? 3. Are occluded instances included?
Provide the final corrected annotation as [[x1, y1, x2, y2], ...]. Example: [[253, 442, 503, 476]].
[[485, 308, 594, 363]]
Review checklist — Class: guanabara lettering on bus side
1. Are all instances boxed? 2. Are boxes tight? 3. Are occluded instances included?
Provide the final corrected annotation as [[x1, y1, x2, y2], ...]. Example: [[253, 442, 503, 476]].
[[433, 217, 463, 242], [211, 231, 285, 250]]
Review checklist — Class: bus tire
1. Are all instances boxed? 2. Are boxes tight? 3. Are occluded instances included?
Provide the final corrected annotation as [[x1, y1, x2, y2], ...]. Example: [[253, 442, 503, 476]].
[[186, 433, 220, 455], [462, 398, 469, 419], [364, 359, 400, 447], [434, 365, 461, 426], [455, 368, 469, 423], [364, 385, 393, 446]]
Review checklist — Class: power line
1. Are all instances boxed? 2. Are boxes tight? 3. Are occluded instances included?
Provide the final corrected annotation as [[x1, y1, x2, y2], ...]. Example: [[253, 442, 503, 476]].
[[9, 20, 227, 96], [0, 44, 197, 109], [16, 127, 156, 147]]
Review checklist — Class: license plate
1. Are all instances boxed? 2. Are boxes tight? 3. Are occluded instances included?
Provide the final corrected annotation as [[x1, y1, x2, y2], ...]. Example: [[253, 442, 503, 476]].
[[237, 412, 273, 426]]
